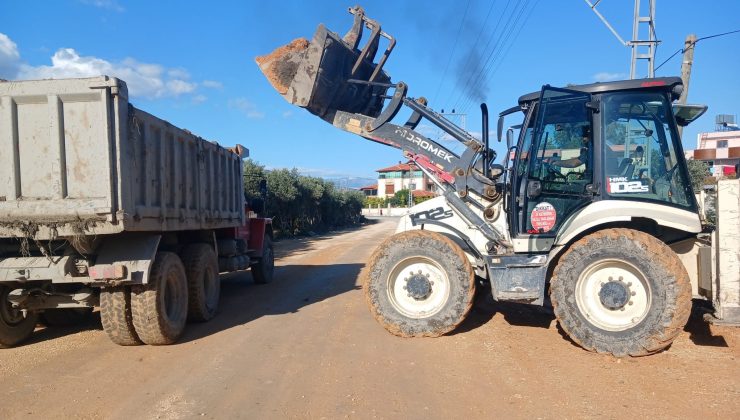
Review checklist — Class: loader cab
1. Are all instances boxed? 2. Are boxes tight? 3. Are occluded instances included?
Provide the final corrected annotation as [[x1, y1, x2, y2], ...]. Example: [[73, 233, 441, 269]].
[[507, 78, 698, 246]]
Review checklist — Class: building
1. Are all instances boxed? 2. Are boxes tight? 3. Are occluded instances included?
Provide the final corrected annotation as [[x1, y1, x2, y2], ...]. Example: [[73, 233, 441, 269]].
[[375, 161, 437, 198], [686, 128, 740, 177]]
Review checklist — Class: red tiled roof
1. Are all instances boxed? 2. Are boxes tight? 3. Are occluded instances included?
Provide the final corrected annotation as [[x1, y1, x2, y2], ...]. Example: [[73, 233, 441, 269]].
[[411, 190, 436, 197], [359, 184, 378, 191], [376, 162, 418, 172]]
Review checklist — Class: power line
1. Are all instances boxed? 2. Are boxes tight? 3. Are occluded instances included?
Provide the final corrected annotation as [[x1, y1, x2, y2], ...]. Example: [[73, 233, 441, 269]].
[[461, 0, 536, 113], [654, 28, 740, 74], [437, 0, 498, 107], [451, 0, 513, 111], [456, 0, 532, 112], [431, 0, 472, 106]]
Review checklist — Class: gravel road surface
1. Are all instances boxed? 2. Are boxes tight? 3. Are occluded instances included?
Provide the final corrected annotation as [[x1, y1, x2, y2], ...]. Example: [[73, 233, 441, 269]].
[[0, 217, 737, 419]]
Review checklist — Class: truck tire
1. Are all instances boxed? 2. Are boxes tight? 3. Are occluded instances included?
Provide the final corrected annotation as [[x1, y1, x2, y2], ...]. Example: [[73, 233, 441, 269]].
[[182, 243, 220, 322], [550, 228, 691, 357], [364, 230, 475, 337], [41, 308, 93, 327], [131, 252, 189, 345], [251, 236, 274, 284], [0, 285, 38, 348], [100, 287, 142, 346]]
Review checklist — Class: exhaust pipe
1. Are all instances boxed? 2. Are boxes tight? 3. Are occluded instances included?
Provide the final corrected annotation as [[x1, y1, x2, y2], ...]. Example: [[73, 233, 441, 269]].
[[481, 103, 489, 172]]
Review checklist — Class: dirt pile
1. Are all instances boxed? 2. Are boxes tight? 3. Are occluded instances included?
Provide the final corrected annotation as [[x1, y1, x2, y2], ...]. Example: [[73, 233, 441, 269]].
[[255, 38, 309, 95]]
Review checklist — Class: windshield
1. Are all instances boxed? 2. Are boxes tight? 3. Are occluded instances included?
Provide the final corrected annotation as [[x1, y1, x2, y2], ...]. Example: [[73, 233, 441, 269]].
[[602, 92, 693, 208]]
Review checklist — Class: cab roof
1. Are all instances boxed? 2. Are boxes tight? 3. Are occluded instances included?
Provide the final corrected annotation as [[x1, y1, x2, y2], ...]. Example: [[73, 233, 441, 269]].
[[517, 77, 683, 106]]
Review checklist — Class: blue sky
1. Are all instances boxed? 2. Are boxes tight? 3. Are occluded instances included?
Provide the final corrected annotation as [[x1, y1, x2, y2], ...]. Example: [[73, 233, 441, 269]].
[[2, 0, 739, 179]]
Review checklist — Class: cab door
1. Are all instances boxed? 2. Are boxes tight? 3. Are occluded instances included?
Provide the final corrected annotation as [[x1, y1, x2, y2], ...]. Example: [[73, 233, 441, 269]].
[[511, 86, 596, 239]]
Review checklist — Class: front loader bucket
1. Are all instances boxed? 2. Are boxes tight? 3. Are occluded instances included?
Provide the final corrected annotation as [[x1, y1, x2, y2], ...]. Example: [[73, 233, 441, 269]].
[[256, 6, 395, 122]]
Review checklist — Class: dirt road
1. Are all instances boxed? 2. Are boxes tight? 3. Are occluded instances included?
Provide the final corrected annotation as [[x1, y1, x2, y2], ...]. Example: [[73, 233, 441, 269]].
[[1, 218, 737, 419]]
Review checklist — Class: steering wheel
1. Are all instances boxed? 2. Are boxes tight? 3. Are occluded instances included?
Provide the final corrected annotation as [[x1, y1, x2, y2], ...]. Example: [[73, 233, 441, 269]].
[[546, 163, 567, 181]]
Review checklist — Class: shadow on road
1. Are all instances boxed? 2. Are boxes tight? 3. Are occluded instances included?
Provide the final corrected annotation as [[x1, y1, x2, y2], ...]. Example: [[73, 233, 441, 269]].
[[180, 262, 364, 343], [452, 285, 555, 336]]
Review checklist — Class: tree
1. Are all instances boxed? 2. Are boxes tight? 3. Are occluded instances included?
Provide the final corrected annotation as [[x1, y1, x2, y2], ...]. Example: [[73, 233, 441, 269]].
[[686, 159, 709, 191], [243, 159, 266, 200]]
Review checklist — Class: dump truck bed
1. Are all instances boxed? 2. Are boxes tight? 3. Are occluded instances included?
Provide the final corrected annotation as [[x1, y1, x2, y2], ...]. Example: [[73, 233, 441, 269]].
[[0, 77, 244, 240]]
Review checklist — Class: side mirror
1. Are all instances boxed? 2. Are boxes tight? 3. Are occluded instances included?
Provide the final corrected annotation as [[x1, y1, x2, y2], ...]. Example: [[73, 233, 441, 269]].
[[506, 128, 514, 150], [497, 115, 504, 143]]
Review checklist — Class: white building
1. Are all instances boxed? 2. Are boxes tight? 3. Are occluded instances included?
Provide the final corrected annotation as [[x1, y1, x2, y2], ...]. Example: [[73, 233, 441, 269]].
[[686, 130, 740, 177], [375, 161, 436, 198]]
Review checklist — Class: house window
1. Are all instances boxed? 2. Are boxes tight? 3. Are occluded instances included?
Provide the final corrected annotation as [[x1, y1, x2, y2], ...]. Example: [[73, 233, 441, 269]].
[[385, 183, 395, 195], [717, 140, 728, 148]]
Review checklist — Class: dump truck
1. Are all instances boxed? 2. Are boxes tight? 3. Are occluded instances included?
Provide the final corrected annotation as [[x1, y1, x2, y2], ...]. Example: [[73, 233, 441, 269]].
[[257, 6, 739, 356], [0, 76, 274, 347]]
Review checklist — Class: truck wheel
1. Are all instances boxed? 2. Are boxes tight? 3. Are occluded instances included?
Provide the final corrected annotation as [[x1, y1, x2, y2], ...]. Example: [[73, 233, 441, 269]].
[[100, 287, 142, 346], [182, 243, 220, 322], [550, 228, 691, 357], [251, 236, 274, 284], [0, 285, 38, 348], [131, 252, 189, 345], [41, 308, 93, 327], [364, 230, 475, 337]]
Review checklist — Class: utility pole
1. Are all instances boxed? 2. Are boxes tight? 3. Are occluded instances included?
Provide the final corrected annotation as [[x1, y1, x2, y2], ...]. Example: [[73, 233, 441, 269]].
[[677, 33, 697, 137], [585, 0, 658, 79]]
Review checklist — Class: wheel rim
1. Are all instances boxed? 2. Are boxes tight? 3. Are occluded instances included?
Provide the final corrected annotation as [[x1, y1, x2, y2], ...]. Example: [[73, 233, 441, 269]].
[[575, 259, 651, 331], [163, 268, 184, 322], [387, 257, 451, 319], [203, 266, 218, 311], [263, 245, 274, 274], [0, 288, 25, 326]]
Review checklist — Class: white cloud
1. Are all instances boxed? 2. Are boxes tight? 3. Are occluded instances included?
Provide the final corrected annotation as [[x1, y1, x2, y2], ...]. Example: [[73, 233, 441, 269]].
[[79, 0, 125, 12], [0, 33, 20, 78], [14, 48, 197, 99], [192, 94, 207, 104], [282, 110, 293, 118], [229, 97, 264, 119], [0, 32, 216, 100], [202, 80, 223, 89], [592, 72, 628, 82]]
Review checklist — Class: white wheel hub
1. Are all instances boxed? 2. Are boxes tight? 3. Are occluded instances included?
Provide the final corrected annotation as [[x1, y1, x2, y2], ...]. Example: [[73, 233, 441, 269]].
[[387, 257, 450, 319], [575, 259, 651, 331]]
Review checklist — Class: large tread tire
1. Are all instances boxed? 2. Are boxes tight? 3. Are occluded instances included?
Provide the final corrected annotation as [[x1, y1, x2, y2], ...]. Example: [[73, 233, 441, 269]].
[[0, 285, 38, 348], [251, 236, 274, 284], [131, 252, 189, 345], [181, 243, 220, 322], [550, 228, 691, 357], [41, 308, 93, 327], [100, 287, 143, 346], [364, 230, 475, 338]]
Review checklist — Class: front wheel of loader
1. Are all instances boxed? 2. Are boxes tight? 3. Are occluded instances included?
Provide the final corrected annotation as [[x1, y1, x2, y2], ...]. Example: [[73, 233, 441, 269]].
[[550, 228, 691, 357], [364, 230, 475, 337], [0, 285, 38, 348]]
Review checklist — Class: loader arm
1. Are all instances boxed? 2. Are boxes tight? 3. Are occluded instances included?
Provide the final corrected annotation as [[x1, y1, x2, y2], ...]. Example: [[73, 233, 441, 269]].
[[256, 6, 510, 250]]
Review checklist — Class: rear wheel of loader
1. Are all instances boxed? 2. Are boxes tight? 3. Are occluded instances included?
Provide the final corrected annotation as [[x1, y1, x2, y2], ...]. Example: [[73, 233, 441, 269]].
[[131, 252, 189, 345], [101, 286, 143, 346], [182, 243, 220, 322], [0, 285, 38, 348], [364, 230, 475, 337], [252, 236, 275, 284], [550, 228, 691, 357]]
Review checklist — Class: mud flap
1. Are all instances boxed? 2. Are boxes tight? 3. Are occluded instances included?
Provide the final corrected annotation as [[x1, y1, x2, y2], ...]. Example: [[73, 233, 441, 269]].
[[487, 256, 547, 305], [91, 233, 161, 284]]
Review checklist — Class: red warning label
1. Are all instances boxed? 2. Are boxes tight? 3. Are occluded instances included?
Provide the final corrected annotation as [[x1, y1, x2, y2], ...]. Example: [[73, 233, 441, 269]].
[[530, 202, 557, 233]]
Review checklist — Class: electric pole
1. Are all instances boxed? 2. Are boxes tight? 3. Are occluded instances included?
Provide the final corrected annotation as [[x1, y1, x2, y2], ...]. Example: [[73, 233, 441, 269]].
[[678, 34, 696, 137], [584, 0, 658, 79]]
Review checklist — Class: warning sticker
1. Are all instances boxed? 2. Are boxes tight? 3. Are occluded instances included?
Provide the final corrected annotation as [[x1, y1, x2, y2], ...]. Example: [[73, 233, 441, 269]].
[[530, 202, 557, 233]]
